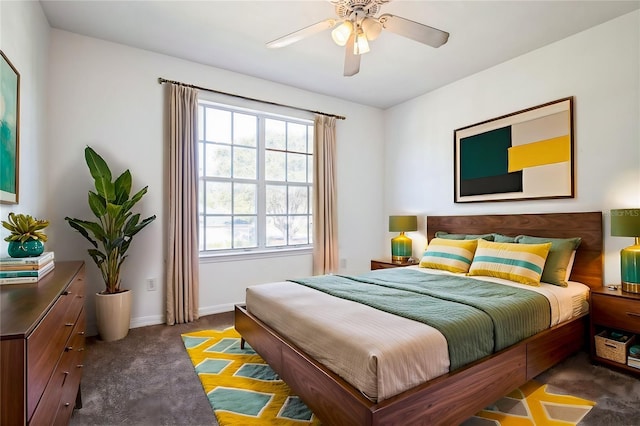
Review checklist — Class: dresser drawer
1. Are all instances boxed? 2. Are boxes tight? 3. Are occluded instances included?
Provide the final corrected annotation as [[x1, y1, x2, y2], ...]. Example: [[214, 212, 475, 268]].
[[591, 293, 640, 333], [29, 309, 85, 426], [27, 273, 85, 420]]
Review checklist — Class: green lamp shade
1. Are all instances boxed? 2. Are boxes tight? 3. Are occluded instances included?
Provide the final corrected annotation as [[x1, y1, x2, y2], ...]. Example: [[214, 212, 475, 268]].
[[611, 209, 640, 292], [389, 216, 418, 232], [389, 216, 417, 262]]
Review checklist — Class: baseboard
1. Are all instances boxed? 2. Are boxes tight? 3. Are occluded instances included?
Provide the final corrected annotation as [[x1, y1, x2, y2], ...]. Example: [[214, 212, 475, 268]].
[[85, 304, 237, 337]]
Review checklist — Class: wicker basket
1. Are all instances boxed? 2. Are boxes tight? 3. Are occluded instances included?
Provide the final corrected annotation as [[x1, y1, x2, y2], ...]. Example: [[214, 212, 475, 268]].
[[595, 331, 635, 364]]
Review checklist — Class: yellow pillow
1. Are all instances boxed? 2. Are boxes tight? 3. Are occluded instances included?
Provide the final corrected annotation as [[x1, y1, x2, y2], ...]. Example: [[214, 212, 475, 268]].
[[467, 239, 552, 286], [419, 238, 478, 273]]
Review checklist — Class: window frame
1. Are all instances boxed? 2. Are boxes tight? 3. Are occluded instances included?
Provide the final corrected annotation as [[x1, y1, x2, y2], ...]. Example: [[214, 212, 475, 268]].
[[197, 95, 314, 260]]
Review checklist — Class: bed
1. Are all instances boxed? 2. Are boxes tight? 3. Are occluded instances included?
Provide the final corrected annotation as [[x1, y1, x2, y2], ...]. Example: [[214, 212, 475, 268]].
[[235, 212, 603, 425]]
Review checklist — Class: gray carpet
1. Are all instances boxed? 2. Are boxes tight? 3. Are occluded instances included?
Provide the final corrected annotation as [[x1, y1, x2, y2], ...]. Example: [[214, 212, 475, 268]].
[[69, 312, 640, 426]]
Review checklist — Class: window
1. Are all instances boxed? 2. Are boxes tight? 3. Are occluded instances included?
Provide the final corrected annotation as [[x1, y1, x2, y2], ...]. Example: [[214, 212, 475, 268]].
[[198, 100, 314, 254]]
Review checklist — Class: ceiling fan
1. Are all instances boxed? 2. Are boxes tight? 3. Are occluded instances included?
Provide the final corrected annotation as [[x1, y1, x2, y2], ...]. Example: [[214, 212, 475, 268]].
[[266, 0, 450, 77]]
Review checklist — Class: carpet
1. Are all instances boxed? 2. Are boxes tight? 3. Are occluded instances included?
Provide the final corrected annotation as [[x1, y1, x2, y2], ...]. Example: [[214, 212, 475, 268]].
[[183, 328, 595, 426]]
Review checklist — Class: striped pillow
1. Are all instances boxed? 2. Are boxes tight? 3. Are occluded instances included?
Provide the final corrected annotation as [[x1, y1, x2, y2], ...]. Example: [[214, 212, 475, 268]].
[[419, 238, 478, 273], [468, 239, 552, 286]]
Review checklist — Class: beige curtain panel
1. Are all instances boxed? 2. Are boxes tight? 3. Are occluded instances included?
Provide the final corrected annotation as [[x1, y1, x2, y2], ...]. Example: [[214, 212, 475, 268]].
[[313, 115, 339, 275], [166, 83, 200, 325]]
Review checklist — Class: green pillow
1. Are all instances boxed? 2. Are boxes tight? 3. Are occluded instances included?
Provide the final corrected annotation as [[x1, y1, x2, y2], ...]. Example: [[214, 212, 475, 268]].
[[492, 233, 517, 243], [514, 235, 582, 287], [435, 231, 494, 241]]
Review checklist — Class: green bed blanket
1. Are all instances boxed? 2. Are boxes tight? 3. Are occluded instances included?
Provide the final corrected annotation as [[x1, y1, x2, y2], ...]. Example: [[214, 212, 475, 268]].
[[290, 268, 551, 370]]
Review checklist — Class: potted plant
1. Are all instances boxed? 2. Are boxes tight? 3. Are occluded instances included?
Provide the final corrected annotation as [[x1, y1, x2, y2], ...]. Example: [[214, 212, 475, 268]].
[[65, 146, 156, 341], [2, 213, 49, 257]]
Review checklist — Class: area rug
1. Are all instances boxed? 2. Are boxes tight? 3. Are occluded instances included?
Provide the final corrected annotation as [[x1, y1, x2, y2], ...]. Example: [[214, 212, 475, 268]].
[[182, 328, 595, 426]]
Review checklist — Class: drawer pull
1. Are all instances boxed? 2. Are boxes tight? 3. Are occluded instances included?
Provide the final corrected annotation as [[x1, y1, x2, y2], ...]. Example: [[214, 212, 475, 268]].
[[65, 346, 73, 351], [77, 364, 84, 368], [626, 311, 640, 318], [63, 290, 72, 295], [79, 331, 86, 335], [65, 322, 74, 327], [78, 348, 85, 352], [64, 403, 70, 407], [63, 371, 69, 376]]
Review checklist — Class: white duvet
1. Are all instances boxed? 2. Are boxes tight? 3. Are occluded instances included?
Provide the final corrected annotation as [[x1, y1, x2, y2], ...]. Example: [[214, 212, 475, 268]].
[[245, 266, 589, 402]]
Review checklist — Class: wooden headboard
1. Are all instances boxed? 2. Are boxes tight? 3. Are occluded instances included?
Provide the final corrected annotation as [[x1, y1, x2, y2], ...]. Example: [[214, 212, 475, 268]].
[[426, 212, 603, 289]]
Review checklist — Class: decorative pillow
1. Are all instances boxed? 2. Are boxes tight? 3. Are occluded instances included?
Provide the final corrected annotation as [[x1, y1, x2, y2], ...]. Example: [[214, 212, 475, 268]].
[[419, 238, 478, 273], [514, 235, 582, 287], [468, 239, 552, 286], [435, 231, 494, 241], [492, 233, 517, 243]]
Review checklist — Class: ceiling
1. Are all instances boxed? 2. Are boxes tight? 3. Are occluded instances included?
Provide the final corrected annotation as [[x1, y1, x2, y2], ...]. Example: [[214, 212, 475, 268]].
[[40, 0, 640, 109]]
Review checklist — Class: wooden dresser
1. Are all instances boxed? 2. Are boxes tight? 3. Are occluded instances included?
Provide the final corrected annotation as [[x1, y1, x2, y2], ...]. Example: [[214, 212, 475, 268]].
[[1, 261, 86, 425]]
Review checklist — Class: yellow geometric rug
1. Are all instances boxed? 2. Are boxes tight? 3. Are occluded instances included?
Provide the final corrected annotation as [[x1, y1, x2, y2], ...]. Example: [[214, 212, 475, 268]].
[[182, 328, 595, 426]]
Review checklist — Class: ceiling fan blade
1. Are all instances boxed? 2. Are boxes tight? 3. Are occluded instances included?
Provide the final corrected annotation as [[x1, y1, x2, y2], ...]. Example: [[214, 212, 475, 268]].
[[379, 14, 449, 48], [344, 33, 360, 76], [266, 19, 337, 48]]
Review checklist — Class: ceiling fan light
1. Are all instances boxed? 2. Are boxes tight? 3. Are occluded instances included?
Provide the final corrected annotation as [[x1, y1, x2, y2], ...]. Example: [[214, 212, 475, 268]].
[[354, 30, 370, 55], [331, 21, 353, 47], [361, 17, 382, 40]]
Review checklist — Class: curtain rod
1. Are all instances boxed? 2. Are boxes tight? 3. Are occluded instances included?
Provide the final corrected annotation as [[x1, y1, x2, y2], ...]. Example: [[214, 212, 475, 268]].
[[158, 77, 346, 120]]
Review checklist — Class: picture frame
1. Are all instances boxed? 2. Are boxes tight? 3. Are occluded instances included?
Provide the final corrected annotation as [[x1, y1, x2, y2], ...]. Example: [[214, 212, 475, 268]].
[[0, 50, 20, 204], [454, 97, 574, 203]]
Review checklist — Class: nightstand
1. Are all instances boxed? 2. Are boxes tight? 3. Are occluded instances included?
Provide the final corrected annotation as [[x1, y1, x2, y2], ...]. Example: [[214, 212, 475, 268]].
[[590, 286, 640, 376], [371, 258, 415, 270]]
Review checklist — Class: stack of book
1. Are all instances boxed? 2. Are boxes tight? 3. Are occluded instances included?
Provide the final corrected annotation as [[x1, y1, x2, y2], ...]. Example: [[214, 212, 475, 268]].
[[0, 252, 55, 284]]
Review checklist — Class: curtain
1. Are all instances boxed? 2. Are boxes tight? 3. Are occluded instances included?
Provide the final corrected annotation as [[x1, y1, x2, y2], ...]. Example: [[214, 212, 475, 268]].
[[313, 115, 339, 275], [166, 83, 200, 325]]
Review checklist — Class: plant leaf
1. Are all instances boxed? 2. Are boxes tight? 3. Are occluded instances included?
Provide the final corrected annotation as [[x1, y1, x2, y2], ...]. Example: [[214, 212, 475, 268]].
[[114, 170, 132, 204], [88, 191, 107, 218], [85, 146, 112, 184]]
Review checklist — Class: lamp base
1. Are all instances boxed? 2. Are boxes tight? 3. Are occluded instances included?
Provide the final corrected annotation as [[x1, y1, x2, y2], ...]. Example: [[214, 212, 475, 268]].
[[620, 244, 640, 293], [391, 232, 412, 264]]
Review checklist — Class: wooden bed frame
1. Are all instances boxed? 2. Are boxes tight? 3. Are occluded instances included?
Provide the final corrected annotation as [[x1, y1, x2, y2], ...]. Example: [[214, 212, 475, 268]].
[[235, 212, 603, 425]]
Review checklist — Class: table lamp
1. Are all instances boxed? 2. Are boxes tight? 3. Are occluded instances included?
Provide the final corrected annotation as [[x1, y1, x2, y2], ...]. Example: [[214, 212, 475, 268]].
[[389, 215, 418, 263], [611, 208, 640, 293]]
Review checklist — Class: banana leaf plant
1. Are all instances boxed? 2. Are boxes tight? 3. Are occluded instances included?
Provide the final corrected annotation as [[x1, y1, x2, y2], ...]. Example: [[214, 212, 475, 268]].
[[65, 146, 156, 294]]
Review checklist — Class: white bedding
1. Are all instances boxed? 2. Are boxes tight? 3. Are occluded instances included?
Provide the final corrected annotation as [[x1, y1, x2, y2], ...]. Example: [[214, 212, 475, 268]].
[[245, 267, 589, 402]]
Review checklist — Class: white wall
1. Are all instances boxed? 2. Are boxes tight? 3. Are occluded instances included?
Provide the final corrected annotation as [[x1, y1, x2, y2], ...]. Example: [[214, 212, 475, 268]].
[[0, 1, 50, 250], [384, 11, 640, 284], [46, 30, 385, 333]]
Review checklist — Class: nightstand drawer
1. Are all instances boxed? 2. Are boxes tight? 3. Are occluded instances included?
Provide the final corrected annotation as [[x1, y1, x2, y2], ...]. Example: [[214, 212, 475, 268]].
[[592, 294, 640, 333]]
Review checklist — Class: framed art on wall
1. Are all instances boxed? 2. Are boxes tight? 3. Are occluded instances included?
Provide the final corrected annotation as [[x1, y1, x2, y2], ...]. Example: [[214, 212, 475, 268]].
[[454, 97, 574, 203], [0, 50, 20, 204]]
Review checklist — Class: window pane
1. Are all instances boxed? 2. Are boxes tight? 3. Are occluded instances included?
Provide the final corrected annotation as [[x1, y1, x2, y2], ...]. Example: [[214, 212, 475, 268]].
[[206, 181, 231, 214], [266, 216, 287, 247], [199, 215, 204, 251], [288, 216, 309, 245], [205, 108, 231, 143], [233, 147, 256, 179], [308, 126, 314, 154], [233, 113, 257, 147], [288, 186, 308, 214], [265, 150, 285, 181], [287, 153, 307, 182], [307, 155, 313, 183], [206, 216, 231, 250], [233, 216, 257, 248], [205, 144, 231, 178], [198, 105, 204, 141], [266, 118, 285, 150], [266, 185, 286, 214], [198, 143, 204, 177], [234, 183, 256, 214], [287, 122, 307, 153]]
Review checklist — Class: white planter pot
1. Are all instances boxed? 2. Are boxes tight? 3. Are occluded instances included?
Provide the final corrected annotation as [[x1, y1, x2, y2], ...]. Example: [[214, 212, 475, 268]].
[[95, 290, 132, 342]]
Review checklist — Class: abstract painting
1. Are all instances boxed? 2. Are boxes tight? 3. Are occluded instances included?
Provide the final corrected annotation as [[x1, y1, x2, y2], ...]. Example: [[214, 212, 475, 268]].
[[454, 97, 574, 203], [0, 50, 20, 204]]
